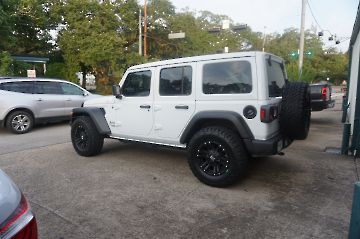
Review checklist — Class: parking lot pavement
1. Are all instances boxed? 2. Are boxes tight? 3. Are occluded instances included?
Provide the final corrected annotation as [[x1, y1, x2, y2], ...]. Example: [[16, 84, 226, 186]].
[[0, 95, 356, 238]]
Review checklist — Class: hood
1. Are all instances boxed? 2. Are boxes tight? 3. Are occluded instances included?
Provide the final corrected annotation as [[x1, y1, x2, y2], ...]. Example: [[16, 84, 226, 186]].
[[84, 95, 116, 107], [0, 169, 21, 225]]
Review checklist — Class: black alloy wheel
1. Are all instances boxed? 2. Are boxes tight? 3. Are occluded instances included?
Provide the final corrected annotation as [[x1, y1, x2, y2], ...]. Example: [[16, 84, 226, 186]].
[[73, 123, 89, 151], [195, 140, 230, 177], [188, 126, 248, 187], [71, 116, 104, 157]]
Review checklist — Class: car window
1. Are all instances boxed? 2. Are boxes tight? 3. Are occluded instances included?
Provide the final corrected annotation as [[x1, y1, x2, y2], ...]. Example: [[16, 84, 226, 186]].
[[267, 60, 285, 97], [60, 82, 84, 95], [34, 81, 63, 95], [0, 81, 34, 94], [203, 60, 252, 94], [160, 66, 192, 96], [122, 70, 151, 97]]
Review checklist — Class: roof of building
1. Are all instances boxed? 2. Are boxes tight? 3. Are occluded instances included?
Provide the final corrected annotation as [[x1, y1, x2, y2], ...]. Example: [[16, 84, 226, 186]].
[[350, 2, 360, 47]]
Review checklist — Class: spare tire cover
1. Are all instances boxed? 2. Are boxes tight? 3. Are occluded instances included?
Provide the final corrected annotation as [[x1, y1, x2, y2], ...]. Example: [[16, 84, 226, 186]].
[[280, 81, 311, 140]]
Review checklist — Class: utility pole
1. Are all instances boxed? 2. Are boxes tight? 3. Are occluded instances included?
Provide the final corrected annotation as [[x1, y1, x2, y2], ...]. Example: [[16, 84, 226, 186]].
[[138, 9, 142, 56], [298, 0, 306, 79], [262, 26, 267, 52], [143, 0, 147, 57]]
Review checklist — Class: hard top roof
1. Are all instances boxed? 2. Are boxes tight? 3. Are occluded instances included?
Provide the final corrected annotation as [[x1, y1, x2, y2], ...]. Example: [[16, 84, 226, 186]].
[[128, 51, 274, 70]]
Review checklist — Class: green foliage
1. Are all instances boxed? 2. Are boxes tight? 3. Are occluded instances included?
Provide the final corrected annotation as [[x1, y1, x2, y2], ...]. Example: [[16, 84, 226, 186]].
[[51, 0, 139, 93], [45, 62, 67, 79], [0, 51, 13, 75], [0, 0, 348, 88]]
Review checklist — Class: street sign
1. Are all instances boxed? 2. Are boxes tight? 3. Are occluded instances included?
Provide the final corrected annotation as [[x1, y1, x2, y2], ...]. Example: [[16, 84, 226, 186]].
[[168, 32, 185, 39], [304, 50, 313, 58], [27, 70, 36, 78], [289, 50, 298, 59]]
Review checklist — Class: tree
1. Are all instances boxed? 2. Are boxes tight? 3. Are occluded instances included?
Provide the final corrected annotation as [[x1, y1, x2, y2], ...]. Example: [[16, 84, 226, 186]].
[[51, 0, 140, 93], [0, 51, 13, 75], [0, 0, 55, 55]]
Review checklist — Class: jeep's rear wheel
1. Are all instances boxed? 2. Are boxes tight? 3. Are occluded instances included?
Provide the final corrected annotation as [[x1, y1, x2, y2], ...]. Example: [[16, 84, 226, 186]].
[[71, 116, 104, 156], [187, 126, 248, 187], [280, 81, 311, 140]]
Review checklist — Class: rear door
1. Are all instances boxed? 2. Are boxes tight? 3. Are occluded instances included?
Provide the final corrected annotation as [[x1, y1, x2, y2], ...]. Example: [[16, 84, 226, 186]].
[[33, 81, 66, 118], [153, 63, 196, 141]]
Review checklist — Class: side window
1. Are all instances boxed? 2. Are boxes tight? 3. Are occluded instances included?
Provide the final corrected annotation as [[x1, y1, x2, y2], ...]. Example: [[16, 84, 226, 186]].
[[122, 70, 151, 97], [34, 81, 63, 95], [203, 61, 252, 94], [60, 83, 84, 95], [267, 60, 285, 97], [0, 81, 34, 94], [160, 66, 192, 96]]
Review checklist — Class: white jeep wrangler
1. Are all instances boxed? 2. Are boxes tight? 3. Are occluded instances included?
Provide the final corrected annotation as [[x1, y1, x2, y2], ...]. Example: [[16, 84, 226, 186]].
[[70, 52, 310, 187]]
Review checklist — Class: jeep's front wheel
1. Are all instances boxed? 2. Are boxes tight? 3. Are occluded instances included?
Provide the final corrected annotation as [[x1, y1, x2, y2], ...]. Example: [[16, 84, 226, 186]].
[[187, 126, 248, 187], [71, 116, 104, 157]]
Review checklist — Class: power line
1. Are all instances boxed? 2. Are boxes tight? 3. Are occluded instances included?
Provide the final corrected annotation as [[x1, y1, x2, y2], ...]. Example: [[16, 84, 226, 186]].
[[306, 0, 324, 31]]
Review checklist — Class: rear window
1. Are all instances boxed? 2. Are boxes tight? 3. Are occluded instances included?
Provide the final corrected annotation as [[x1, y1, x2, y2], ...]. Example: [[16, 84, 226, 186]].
[[0, 81, 34, 94], [203, 60, 252, 94], [267, 60, 286, 97], [34, 81, 63, 94]]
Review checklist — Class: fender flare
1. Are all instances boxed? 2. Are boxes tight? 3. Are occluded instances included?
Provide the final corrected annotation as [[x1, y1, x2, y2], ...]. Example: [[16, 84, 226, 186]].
[[179, 111, 254, 144], [72, 107, 111, 135]]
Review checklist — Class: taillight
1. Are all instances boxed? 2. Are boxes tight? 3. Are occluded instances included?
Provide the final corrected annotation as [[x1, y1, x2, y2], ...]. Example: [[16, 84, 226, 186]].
[[321, 87, 327, 100], [260, 105, 279, 123], [0, 193, 37, 239]]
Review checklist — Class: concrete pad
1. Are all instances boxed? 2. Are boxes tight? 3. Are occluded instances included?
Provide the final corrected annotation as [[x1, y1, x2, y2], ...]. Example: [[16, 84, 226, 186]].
[[0, 95, 356, 238]]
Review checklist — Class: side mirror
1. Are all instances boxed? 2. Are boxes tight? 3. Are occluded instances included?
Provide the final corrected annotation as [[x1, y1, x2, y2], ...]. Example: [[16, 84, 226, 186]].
[[112, 85, 122, 99], [83, 91, 89, 96]]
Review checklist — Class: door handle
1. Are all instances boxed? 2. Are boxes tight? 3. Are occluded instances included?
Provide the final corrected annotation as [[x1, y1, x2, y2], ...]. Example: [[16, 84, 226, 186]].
[[66, 98, 72, 101], [140, 104, 151, 109], [175, 105, 189, 110], [37, 98, 43, 102]]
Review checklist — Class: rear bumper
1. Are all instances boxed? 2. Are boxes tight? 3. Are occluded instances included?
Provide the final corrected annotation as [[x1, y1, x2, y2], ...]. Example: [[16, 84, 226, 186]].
[[244, 134, 292, 156], [311, 99, 335, 110]]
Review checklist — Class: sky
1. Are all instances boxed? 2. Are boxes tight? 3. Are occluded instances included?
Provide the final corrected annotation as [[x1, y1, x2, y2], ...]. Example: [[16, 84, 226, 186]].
[[169, 0, 359, 52]]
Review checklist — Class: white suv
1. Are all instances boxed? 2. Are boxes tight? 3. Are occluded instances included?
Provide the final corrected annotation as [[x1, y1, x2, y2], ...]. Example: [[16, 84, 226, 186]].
[[70, 52, 310, 187], [0, 77, 97, 134]]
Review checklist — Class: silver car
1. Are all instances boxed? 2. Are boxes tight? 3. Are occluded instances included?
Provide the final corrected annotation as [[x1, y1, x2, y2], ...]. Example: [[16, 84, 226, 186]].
[[0, 169, 37, 238], [0, 77, 99, 134]]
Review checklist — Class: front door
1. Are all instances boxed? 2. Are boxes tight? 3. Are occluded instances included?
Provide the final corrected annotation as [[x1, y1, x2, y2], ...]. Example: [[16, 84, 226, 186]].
[[109, 69, 154, 138]]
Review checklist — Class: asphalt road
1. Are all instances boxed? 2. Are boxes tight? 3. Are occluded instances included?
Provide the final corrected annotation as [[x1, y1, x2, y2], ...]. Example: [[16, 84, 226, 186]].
[[0, 92, 356, 239]]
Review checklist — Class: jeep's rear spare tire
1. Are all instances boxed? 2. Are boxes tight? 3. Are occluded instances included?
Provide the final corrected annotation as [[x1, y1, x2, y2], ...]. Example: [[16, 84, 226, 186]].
[[280, 81, 311, 140]]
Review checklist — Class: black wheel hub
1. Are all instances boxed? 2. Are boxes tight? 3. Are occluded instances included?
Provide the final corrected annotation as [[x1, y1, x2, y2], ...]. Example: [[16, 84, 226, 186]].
[[74, 125, 88, 150], [195, 140, 230, 177]]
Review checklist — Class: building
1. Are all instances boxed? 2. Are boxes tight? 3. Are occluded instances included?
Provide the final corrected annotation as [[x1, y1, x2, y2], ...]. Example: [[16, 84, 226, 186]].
[[342, 3, 360, 156]]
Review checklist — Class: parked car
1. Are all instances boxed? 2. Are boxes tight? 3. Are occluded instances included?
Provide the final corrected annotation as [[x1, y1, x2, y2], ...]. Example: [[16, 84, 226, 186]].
[[310, 82, 335, 111], [0, 169, 37, 239], [70, 52, 310, 187], [0, 77, 100, 134]]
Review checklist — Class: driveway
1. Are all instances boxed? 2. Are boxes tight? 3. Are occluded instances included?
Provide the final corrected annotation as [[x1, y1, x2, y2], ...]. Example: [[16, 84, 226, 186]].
[[0, 93, 356, 238]]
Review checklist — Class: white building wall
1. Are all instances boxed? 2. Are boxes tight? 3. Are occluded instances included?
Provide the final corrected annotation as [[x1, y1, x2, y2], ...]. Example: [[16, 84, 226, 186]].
[[349, 33, 360, 135]]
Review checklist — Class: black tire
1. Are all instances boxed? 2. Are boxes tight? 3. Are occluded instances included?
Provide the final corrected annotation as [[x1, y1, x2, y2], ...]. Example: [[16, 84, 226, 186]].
[[280, 81, 311, 140], [187, 126, 248, 187], [71, 116, 104, 156], [6, 110, 34, 134]]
